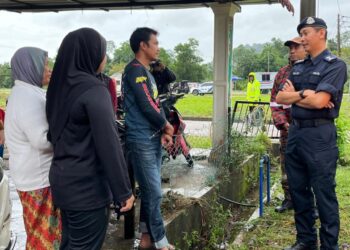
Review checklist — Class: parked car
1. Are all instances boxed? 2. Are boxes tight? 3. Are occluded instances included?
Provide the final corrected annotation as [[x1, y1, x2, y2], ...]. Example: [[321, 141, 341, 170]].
[[187, 82, 199, 92], [0, 159, 14, 250], [191, 82, 213, 95]]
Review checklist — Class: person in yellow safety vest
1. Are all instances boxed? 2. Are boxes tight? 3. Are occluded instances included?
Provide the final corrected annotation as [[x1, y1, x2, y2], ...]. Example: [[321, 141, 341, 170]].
[[246, 72, 261, 111]]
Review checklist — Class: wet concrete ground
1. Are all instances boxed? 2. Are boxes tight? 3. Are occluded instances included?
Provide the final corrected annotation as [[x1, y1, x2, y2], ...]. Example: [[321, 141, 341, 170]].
[[3, 120, 212, 249], [5, 150, 214, 250], [5, 167, 26, 250], [4, 118, 271, 249]]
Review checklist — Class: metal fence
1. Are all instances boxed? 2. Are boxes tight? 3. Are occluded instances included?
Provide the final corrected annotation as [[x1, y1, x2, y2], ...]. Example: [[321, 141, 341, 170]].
[[230, 101, 279, 139]]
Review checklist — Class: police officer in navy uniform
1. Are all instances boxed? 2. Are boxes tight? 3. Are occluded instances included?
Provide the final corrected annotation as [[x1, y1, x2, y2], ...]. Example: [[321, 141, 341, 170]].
[[277, 17, 347, 250]]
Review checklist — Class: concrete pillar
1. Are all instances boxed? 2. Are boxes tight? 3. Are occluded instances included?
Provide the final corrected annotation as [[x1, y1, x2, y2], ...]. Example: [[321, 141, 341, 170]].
[[211, 3, 241, 148], [300, 0, 316, 21]]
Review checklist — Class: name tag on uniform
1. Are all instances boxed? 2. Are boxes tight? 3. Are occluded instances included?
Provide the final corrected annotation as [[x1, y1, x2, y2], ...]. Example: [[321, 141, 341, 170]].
[[312, 72, 320, 76], [293, 72, 300, 75]]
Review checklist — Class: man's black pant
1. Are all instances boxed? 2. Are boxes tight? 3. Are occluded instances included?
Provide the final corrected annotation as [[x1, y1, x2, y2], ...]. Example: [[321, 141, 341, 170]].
[[60, 206, 110, 250], [285, 123, 339, 250]]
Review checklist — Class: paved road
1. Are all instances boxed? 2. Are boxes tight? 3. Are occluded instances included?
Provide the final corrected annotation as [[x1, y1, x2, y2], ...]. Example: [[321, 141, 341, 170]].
[[184, 120, 212, 137], [185, 119, 279, 138]]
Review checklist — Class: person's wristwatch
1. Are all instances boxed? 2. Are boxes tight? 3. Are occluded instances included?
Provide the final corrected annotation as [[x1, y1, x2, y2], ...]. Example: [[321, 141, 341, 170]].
[[299, 89, 306, 99]]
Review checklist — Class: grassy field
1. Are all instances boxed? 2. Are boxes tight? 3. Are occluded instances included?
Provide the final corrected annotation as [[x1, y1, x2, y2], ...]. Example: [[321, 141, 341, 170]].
[[175, 93, 271, 118]]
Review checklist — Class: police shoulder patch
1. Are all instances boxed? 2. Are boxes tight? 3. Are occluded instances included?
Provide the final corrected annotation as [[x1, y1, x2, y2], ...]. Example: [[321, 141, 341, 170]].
[[136, 76, 147, 84], [324, 55, 337, 63]]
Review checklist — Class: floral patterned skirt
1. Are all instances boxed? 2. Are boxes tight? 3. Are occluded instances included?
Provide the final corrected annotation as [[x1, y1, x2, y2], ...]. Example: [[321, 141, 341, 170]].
[[17, 187, 61, 250]]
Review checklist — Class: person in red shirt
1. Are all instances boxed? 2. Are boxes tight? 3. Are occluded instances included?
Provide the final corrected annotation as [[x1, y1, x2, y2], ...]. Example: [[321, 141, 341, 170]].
[[0, 108, 4, 158], [270, 36, 306, 213]]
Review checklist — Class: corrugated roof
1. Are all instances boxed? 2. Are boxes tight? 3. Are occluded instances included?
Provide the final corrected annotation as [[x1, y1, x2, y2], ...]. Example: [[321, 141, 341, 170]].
[[0, 0, 278, 13]]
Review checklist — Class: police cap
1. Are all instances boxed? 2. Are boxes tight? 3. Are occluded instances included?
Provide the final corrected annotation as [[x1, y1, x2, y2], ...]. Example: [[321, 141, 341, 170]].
[[297, 16, 327, 34]]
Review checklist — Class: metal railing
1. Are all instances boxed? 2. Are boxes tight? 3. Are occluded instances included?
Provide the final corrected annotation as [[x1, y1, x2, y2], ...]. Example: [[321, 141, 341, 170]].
[[230, 101, 279, 139]]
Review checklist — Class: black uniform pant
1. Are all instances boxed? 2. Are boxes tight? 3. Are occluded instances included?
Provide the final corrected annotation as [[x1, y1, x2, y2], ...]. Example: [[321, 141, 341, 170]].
[[285, 123, 339, 250], [60, 206, 110, 250]]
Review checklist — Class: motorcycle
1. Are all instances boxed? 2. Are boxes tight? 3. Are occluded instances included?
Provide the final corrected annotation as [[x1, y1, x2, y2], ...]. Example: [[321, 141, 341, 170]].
[[158, 93, 194, 168], [117, 92, 193, 168]]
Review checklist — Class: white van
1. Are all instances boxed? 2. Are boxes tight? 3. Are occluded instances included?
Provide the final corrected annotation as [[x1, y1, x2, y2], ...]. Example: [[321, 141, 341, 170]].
[[254, 72, 278, 90]]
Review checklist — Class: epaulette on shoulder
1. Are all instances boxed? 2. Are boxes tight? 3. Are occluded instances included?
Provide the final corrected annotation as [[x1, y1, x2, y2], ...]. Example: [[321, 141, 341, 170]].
[[324, 54, 337, 63], [294, 59, 305, 65]]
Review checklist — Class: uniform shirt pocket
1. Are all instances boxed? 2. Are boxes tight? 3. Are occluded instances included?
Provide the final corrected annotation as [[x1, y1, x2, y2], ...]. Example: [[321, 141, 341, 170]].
[[308, 74, 321, 90], [293, 76, 303, 90]]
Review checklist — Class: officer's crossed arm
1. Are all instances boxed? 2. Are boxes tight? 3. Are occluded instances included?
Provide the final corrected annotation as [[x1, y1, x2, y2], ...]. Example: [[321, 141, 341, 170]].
[[276, 79, 334, 109], [276, 79, 302, 104], [296, 90, 333, 109]]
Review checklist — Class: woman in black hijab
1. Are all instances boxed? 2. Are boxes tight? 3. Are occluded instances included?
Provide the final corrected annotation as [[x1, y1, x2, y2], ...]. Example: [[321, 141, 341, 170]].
[[46, 28, 134, 250]]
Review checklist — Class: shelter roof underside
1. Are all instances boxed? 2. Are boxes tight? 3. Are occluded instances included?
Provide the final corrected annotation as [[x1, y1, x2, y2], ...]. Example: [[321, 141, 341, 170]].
[[0, 0, 278, 12]]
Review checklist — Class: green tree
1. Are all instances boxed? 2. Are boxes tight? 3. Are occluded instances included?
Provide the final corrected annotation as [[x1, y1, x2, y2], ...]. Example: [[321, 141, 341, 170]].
[[104, 40, 116, 74], [105, 41, 134, 75], [339, 32, 350, 93], [202, 62, 213, 81], [158, 48, 175, 69], [232, 45, 260, 78], [232, 38, 289, 79], [107, 40, 116, 58], [328, 38, 338, 53], [341, 31, 350, 48], [173, 38, 208, 82], [113, 41, 133, 65], [0, 63, 12, 88], [258, 42, 288, 72]]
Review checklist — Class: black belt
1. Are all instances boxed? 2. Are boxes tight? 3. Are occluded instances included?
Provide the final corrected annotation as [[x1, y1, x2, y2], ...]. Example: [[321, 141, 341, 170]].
[[292, 118, 334, 128]]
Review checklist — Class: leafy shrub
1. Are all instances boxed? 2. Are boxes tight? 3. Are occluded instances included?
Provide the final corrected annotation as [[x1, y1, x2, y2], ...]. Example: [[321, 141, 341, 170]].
[[336, 115, 350, 166]]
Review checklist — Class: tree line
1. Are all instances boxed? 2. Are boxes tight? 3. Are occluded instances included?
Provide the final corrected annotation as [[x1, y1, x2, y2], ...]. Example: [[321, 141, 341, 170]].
[[1, 32, 349, 89], [104, 38, 213, 83]]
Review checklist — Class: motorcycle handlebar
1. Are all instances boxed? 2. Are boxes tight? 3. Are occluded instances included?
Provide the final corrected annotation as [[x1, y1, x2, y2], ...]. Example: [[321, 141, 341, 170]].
[[158, 92, 185, 102]]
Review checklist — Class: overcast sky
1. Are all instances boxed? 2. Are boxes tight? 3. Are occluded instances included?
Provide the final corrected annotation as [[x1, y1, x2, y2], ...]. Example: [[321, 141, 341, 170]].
[[0, 0, 349, 64]]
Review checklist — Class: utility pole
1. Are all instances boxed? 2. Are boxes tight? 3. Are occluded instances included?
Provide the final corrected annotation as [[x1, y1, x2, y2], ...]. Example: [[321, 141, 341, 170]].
[[267, 50, 270, 72], [337, 14, 341, 57]]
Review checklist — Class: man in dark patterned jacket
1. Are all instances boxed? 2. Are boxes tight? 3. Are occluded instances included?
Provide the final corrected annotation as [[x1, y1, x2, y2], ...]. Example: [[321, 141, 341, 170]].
[[270, 37, 306, 213]]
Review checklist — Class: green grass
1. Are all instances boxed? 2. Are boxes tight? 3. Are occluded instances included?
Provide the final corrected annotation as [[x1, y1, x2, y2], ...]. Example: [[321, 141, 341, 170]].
[[176, 93, 270, 118], [176, 95, 213, 118], [0, 88, 269, 118], [229, 166, 350, 249]]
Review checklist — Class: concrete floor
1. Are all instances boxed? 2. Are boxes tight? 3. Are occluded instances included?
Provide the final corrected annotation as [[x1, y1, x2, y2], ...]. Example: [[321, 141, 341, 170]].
[[101, 154, 216, 250], [5, 148, 215, 250]]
